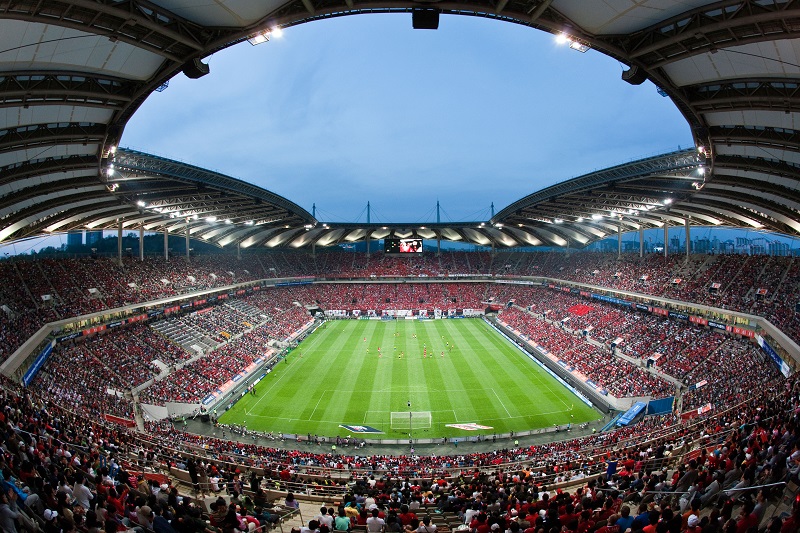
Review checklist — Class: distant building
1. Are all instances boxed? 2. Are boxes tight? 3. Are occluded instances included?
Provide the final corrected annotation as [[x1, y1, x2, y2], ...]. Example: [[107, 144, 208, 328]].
[[769, 240, 790, 256], [86, 230, 103, 245], [694, 238, 711, 254], [66, 230, 83, 248]]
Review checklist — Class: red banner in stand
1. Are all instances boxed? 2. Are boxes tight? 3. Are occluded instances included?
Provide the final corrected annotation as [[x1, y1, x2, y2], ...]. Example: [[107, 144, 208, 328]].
[[690, 315, 708, 326], [103, 414, 136, 427], [729, 325, 755, 338], [164, 305, 180, 314], [652, 307, 668, 316], [82, 324, 106, 336]]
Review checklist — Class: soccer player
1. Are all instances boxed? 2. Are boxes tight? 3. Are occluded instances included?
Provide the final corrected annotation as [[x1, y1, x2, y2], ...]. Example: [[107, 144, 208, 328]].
[[441, 351, 444, 358]]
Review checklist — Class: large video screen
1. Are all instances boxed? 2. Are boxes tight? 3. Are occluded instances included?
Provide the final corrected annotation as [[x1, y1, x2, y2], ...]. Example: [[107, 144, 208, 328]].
[[384, 238, 423, 254]]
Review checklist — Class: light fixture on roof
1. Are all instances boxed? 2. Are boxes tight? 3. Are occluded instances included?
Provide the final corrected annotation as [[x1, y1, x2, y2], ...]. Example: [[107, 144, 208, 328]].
[[577, 217, 584, 222], [109, 145, 117, 154], [591, 214, 603, 220], [555, 32, 590, 52], [554, 218, 563, 224], [495, 223, 503, 228], [248, 31, 271, 45], [192, 214, 199, 220], [136, 200, 146, 207], [697, 166, 706, 175], [248, 26, 282, 45], [206, 216, 217, 222], [555, 33, 570, 45], [697, 146, 706, 155], [692, 181, 705, 190], [420, 226, 426, 230], [245, 220, 254, 226], [225, 219, 232, 224], [569, 41, 590, 53], [304, 224, 313, 229], [663, 198, 673, 205]]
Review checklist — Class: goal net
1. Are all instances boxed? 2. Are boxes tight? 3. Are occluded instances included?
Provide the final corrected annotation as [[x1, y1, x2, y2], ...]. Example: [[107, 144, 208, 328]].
[[390, 411, 432, 430]]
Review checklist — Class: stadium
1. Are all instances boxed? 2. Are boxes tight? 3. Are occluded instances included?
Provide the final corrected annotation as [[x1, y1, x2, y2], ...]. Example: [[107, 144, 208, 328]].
[[1, 2, 800, 533]]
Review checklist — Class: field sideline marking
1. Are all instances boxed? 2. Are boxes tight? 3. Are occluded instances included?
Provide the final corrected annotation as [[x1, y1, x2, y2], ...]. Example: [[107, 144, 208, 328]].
[[309, 394, 325, 421], [491, 388, 512, 418], [245, 324, 330, 420]]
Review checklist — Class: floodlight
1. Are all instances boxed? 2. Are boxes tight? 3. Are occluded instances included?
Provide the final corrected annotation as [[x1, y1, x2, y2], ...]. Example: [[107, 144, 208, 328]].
[[555, 33, 570, 45], [206, 216, 217, 222], [225, 219, 232, 224], [137, 200, 146, 207], [663, 198, 672, 205], [245, 220, 254, 225], [591, 214, 603, 220], [569, 41, 590, 53], [271, 27, 283, 38], [554, 218, 563, 224], [248, 32, 270, 45]]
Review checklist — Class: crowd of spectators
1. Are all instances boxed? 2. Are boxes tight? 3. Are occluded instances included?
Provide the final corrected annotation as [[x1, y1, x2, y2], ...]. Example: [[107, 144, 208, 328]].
[[498, 307, 673, 399], [681, 338, 781, 411], [2, 251, 800, 533], [3, 250, 800, 362], [0, 336, 797, 533]]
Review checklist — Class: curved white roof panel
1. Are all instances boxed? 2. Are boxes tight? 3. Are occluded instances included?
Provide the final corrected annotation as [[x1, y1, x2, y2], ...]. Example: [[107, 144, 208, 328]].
[[0, 1, 799, 249]]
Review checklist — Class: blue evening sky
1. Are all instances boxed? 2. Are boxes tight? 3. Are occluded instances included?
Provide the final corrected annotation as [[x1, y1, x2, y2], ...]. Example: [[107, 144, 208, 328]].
[[122, 13, 692, 224]]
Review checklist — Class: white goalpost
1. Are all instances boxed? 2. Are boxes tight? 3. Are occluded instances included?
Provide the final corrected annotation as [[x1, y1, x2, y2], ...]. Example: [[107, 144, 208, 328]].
[[390, 411, 432, 430]]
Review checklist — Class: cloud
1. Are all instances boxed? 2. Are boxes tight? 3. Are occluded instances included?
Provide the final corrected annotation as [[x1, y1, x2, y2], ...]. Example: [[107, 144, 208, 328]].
[[122, 14, 692, 221]]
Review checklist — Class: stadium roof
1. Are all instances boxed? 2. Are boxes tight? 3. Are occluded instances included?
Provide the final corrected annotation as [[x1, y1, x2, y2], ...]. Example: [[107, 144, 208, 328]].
[[2, 1, 800, 249]]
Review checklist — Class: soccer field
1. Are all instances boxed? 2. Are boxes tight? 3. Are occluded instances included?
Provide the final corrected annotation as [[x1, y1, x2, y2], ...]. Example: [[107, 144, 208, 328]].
[[218, 318, 600, 439]]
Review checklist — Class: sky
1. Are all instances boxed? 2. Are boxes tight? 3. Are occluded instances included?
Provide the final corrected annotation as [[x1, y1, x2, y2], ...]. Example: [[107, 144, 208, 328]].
[[121, 13, 694, 225]]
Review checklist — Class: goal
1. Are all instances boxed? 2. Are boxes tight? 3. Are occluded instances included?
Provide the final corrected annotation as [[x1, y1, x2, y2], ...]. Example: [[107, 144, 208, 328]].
[[390, 411, 432, 430]]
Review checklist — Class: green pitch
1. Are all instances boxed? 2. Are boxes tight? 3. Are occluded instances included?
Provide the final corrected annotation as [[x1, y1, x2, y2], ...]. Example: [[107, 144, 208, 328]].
[[218, 318, 600, 439]]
